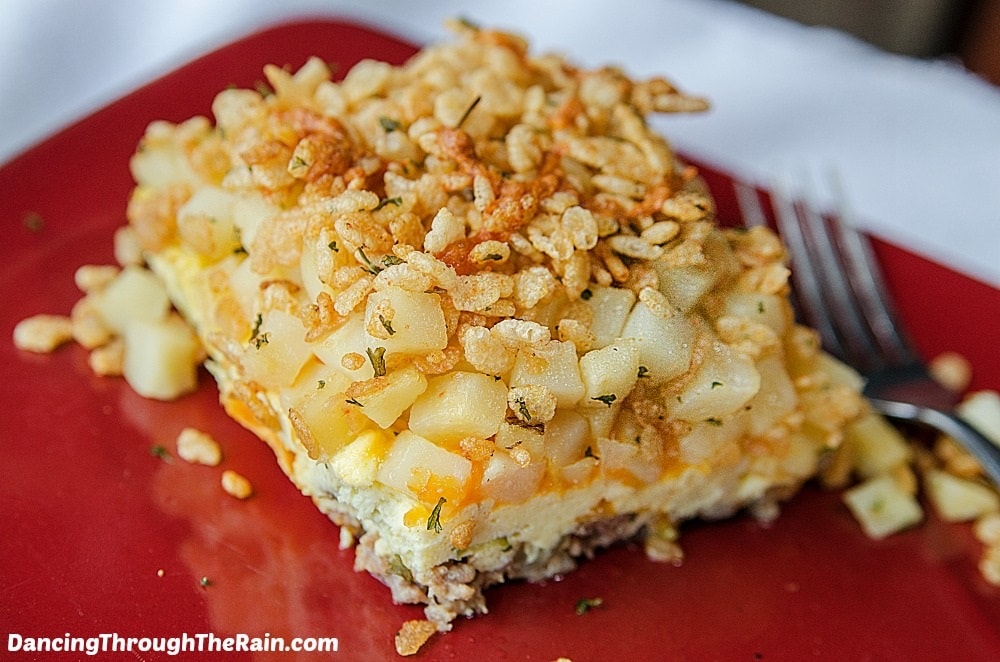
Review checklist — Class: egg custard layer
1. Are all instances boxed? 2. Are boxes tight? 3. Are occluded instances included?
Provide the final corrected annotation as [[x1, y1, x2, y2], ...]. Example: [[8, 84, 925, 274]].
[[127, 22, 865, 629]]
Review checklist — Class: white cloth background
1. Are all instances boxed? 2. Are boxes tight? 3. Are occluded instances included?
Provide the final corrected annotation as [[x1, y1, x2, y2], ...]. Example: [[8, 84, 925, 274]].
[[2, 0, 998, 286]]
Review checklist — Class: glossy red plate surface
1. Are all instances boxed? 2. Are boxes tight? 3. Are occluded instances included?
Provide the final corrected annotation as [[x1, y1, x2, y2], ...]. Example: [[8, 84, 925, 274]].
[[2, 19, 998, 662]]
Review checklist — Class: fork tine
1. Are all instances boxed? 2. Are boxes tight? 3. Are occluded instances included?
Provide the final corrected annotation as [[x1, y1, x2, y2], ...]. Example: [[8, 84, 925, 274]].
[[784, 173, 891, 373], [825, 171, 920, 369]]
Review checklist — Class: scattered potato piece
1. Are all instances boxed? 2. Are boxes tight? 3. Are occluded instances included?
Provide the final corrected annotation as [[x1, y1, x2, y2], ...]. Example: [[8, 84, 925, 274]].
[[924, 469, 1000, 522], [176, 427, 223, 466], [957, 390, 1000, 446], [394, 619, 437, 656], [845, 412, 912, 479], [842, 474, 923, 539], [13, 314, 74, 353], [928, 351, 972, 393], [221, 470, 254, 499]]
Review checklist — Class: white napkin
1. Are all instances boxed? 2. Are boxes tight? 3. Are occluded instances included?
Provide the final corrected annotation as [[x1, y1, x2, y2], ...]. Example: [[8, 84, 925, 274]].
[[2, 0, 998, 286]]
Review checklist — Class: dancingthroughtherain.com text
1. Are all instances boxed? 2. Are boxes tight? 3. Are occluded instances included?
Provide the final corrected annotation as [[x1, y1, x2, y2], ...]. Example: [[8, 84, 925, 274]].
[[7, 632, 339, 656]]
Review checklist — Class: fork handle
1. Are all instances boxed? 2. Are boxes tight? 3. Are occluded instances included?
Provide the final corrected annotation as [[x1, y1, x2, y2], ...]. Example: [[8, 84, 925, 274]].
[[869, 397, 1000, 488]]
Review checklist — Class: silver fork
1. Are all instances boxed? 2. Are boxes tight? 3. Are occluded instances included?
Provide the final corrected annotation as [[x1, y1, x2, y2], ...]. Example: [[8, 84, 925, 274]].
[[734, 176, 1000, 487]]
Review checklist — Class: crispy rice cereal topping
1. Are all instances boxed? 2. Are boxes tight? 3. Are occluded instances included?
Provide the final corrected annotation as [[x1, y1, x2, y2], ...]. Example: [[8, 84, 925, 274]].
[[15, 21, 1000, 656]]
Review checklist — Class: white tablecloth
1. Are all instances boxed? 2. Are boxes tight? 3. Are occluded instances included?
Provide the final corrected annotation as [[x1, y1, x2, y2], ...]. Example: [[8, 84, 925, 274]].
[[2, 0, 998, 286]]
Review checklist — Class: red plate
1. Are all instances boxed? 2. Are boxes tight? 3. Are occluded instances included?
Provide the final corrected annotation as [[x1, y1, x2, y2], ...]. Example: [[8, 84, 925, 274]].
[[2, 19, 998, 661]]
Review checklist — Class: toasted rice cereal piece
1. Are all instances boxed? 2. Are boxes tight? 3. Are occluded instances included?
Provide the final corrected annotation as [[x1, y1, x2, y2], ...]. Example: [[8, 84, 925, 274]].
[[71, 297, 114, 350], [513, 266, 558, 310], [640, 220, 681, 245], [113, 226, 145, 267], [177, 427, 223, 466], [13, 314, 74, 353], [221, 470, 254, 499], [980, 544, 1000, 586], [974, 512, 1000, 545], [508, 384, 557, 424], [88, 338, 124, 376], [394, 619, 437, 656], [74, 265, 121, 293]]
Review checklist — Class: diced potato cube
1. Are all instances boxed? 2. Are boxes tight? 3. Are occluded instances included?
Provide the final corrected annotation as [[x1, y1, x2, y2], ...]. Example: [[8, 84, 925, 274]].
[[666, 340, 760, 422], [722, 292, 789, 335], [745, 354, 797, 437], [376, 430, 472, 501], [91, 266, 171, 334], [365, 286, 448, 356], [579, 340, 640, 407], [176, 186, 241, 260], [311, 313, 374, 381], [597, 436, 660, 483], [583, 285, 635, 348], [924, 469, 1000, 522], [619, 301, 694, 383], [480, 451, 545, 504], [408, 372, 508, 445], [510, 340, 585, 408], [845, 412, 912, 478], [654, 263, 717, 312], [231, 193, 278, 250], [354, 365, 429, 429], [290, 389, 371, 461], [957, 390, 1000, 446], [330, 430, 389, 487], [122, 316, 201, 400], [543, 410, 591, 469], [843, 474, 923, 539], [242, 309, 313, 387]]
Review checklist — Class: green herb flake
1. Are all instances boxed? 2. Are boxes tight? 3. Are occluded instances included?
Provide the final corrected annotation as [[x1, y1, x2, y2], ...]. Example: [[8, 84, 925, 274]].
[[706, 417, 723, 426], [379, 315, 396, 336], [254, 81, 274, 97], [366, 346, 388, 378], [356, 248, 381, 275], [427, 497, 447, 534], [381, 254, 405, 268], [317, 380, 326, 390], [584, 446, 598, 459], [199, 576, 212, 588], [291, 155, 309, 170], [575, 597, 603, 615], [580, 288, 593, 301], [757, 301, 766, 314], [379, 116, 401, 132], [22, 211, 44, 232], [250, 314, 263, 343], [456, 95, 482, 129], [254, 332, 270, 349], [150, 445, 172, 463], [388, 555, 413, 582], [345, 397, 364, 407], [328, 240, 339, 252], [591, 394, 617, 407], [516, 397, 532, 422], [374, 196, 403, 212], [711, 381, 723, 389], [637, 365, 650, 379], [484, 253, 504, 261]]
